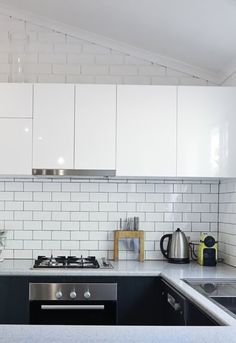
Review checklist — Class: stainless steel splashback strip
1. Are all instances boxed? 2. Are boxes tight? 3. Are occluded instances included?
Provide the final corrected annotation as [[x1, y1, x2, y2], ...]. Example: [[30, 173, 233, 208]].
[[32, 169, 116, 177]]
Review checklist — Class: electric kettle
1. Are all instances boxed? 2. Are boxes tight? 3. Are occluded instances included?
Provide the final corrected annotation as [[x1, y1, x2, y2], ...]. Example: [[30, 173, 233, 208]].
[[160, 228, 190, 264]]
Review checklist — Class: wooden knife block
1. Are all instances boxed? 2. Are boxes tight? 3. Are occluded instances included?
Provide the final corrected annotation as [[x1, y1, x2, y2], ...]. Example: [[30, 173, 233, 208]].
[[113, 230, 144, 262]]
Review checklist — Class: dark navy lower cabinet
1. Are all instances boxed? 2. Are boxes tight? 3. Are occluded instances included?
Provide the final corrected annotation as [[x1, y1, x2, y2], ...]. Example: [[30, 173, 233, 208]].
[[0, 275, 220, 326]]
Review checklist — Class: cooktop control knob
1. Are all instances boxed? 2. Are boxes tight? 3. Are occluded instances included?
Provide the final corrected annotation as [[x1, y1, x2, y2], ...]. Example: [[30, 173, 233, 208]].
[[84, 291, 91, 299], [55, 291, 63, 299], [70, 291, 77, 299]]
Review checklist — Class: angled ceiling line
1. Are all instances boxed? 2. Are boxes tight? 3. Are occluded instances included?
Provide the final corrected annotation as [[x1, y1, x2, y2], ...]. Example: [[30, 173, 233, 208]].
[[0, 2, 220, 83]]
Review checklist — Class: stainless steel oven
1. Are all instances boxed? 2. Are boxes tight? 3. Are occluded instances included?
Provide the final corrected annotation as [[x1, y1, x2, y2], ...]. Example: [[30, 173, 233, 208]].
[[29, 283, 117, 325]]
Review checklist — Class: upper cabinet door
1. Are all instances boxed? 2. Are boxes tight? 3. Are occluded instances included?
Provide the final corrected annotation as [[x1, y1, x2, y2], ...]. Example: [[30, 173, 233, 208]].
[[0, 83, 32, 118], [116, 85, 177, 177], [75, 84, 116, 170], [33, 84, 75, 169], [177, 87, 236, 178], [0, 119, 32, 175]]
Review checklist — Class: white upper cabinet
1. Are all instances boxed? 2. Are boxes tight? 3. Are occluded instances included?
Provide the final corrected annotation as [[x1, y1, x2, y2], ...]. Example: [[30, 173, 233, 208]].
[[0, 119, 32, 175], [75, 84, 116, 171], [0, 83, 32, 118], [177, 86, 236, 178], [33, 84, 75, 169], [116, 85, 177, 177]]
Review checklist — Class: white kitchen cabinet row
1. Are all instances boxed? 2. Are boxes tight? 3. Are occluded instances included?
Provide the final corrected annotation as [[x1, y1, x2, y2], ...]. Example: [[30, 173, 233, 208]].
[[0, 83, 236, 178]]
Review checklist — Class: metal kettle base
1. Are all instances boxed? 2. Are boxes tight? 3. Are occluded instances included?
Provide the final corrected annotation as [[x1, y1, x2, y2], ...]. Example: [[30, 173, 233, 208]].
[[168, 258, 190, 264]]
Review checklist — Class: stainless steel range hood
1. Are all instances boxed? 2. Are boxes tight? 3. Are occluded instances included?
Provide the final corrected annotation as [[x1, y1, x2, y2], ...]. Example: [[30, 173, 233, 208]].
[[32, 169, 116, 177]]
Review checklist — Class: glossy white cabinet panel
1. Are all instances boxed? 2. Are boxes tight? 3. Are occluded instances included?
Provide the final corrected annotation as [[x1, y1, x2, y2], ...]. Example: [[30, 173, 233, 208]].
[[178, 87, 236, 178], [33, 84, 74, 169], [117, 85, 177, 177], [0, 119, 32, 175], [0, 83, 32, 118], [75, 85, 116, 170]]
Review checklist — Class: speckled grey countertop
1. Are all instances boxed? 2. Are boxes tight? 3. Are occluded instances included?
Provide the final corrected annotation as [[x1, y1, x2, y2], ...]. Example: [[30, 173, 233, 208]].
[[1, 259, 236, 342], [0, 325, 236, 343]]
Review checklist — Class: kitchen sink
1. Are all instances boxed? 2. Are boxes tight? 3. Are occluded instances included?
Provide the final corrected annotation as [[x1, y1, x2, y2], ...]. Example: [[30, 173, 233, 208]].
[[183, 279, 236, 319], [210, 297, 236, 315]]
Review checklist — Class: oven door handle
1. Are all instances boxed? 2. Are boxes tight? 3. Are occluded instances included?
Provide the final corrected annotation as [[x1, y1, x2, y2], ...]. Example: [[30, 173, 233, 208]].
[[41, 305, 105, 310]]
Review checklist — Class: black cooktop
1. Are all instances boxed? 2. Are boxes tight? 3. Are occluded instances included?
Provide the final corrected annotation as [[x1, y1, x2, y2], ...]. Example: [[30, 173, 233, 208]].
[[33, 255, 100, 269]]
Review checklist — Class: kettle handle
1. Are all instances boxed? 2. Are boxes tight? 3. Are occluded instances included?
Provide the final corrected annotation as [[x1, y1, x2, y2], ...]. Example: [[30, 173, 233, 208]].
[[160, 234, 172, 259]]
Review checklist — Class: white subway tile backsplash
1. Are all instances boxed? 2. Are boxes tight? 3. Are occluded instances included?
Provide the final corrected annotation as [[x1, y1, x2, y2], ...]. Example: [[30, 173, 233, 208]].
[[43, 202, 61, 211], [90, 193, 108, 202], [71, 212, 89, 221], [137, 184, 154, 193], [0, 177, 220, 260], [192, 184, 210, 193], [61, 202, 80, 211], [5, 202, 23, 211], [174, 203, 191, 212], [33, 231, 51, 240], [14, 211, 32, 220], [71, 231, 89, 240], [127, 193, 145, 202], [33, 211, 51, 221], [43, 221, 61, 230], [201, 193, 218, 203], [14, 231, 33, 240], [52, 192, 70, 201], [156, 184, 173, 193], [43, 183, 61, 192], [0, 192, 14, 200], [61, 221, 80, 231], [118, 183, 136, 193], [34, 192, 51, 201], [24, 183, 42, 192], [80, 202, 99, 212], [192, 203, 210, 212], [5, 182, 23, 191], [71, 193, 90, 201], [164, 213, 182, 222], [81, 183, 99, 192], [118, 203, 136, 212], [24, 240, 41, 249], [183, 194, 200, 203], [43, 241, 61, 250], [109, 193, 126, 202], [99, 183, 117, 192], [52, 231, 70, 240], [80, 240, 98, 250], [99, 202, 117, 212], [183, 212, 200, 222], [174, 184, 191, 193], [146, 212, 164, 222], [164, 193, 182, 203]]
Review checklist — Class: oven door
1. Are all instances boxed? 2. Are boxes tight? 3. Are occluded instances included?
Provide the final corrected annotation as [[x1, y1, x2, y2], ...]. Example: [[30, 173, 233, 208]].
[[30, 300, 117, 325], [29, 282, 117, 325]]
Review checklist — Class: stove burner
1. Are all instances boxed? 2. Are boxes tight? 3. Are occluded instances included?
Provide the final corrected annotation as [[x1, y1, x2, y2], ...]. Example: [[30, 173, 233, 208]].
[[33, 255, 100, 269]]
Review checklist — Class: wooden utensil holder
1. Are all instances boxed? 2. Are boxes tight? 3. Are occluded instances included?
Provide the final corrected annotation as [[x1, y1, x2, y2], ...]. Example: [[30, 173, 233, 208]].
[[113, 230, 144, 262]]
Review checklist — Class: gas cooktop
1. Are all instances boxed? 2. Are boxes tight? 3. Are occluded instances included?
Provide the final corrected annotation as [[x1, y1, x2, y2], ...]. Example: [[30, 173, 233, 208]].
[[33, 255, 113, 269]]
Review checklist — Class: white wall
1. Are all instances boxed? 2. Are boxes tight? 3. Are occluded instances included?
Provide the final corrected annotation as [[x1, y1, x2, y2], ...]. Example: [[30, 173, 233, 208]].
[[0, 12, 213, 85]]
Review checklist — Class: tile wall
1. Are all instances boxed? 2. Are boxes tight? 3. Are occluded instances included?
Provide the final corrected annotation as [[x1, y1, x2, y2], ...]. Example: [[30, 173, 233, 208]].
[[219, 179, 236, 267], [0, 177, 219, 260]]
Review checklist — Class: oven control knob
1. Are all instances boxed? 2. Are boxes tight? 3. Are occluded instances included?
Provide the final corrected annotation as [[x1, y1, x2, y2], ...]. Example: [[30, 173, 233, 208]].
[[84, 291, 91, 299], [55, 291, 63, 299], [70, 291, 77, 299]]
